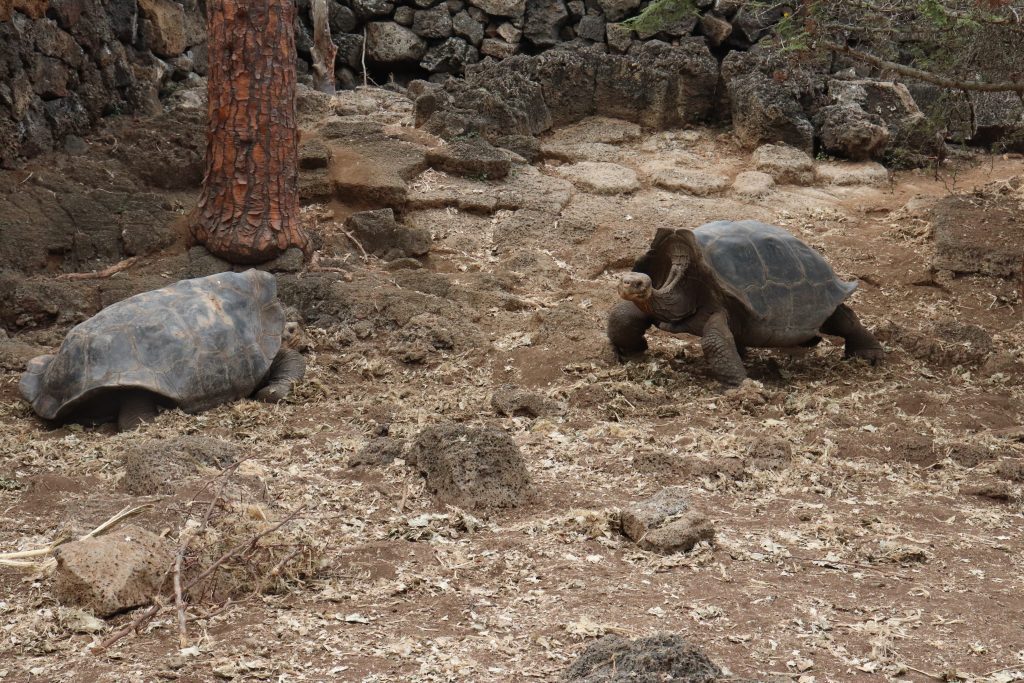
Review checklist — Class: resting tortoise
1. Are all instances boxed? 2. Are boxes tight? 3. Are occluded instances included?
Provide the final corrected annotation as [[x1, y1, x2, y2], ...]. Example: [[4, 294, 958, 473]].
[[20, 270, 306, 431], [608, 220, 883, 384]]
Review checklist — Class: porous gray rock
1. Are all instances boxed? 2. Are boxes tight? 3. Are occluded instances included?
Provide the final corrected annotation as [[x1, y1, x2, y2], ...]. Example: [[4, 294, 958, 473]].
[[138, 0, 188, 58], [731, 170, 775, 198], [604, 22, 634, 52], [453, 10, 486, 44], [408, 423, 533, 510], [480, 37, 521, 59], [729, 2, 789, 46], [351, 437, 406, 467], [524, 0, 570, 47], [352, 0, 395, 18], [620, 486, 715, 553], [53, 525, 174, 617], [727, 70, 814, 152], [697, 12, 731, 46], [814, 161, 889, 186], [554, 161, 640, 194], [491, 384, 548, 417], [346, 208, 432, 260], [299, 137, 332, 170], [494, 134, 542, 162], [564, 634, 722, 683], [652, 168, 729, 196], [576, 14, 606, 41], [118, 436, 241, 496], [394, 5, 415, 25], [751, 143, 814, 185], [413, 5, 454, 38], [597, 0, 640, 22], [815, 103, 890, 161], [328, 0, 358, 32], [469, 0, 526, 19], [828, 78, 942, 164], [420, 37, 480, 73], [931, 194, 1024, 279], [366, 22, 428, 62], [593, 40, 718, 129], [426, 139, 512, 179]]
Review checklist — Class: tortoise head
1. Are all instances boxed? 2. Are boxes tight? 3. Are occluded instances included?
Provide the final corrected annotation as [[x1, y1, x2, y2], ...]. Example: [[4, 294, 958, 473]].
[[282, 321, 310, 351], [618, 272, 655, 306]]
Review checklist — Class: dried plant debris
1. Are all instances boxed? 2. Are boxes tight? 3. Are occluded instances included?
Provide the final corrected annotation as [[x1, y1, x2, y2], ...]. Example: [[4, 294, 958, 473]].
[[563, 633, 722, 683], [3, 94, 1024, 682]]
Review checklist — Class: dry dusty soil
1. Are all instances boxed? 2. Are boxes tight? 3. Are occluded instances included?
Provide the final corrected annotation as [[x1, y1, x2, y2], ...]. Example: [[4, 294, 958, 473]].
[[1, 86, 1023, 682]]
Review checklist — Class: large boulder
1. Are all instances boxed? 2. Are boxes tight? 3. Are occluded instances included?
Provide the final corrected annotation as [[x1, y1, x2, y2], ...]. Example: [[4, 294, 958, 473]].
[[366, 21, 428, 62], [468, 0, 525, 20], [523, 0, 569, 47], [815, 102, 889, 161], [751, 143, 814, 184], [53, 525, 174, 618], [594, 39, 718, 128], [420, 37, 479, 73], [408, 423, 533, 510], [412, 5, 453, 39], [137, 0, 188, 57], [827, 79, 943, 165], [727, 70, 814, 152]]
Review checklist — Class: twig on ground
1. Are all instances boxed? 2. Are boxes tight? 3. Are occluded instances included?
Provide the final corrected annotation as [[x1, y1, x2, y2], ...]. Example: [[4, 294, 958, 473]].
[[57, 257, 138, 281], [174, 545, 188, 649], [0, 504, 152, 568], [93, 505, 306, 655], [342, 229, 370, 262]]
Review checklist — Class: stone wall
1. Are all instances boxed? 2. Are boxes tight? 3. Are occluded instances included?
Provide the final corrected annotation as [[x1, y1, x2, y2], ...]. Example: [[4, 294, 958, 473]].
[[0, 0, 207, 167], [2, 0, 1021, 168]]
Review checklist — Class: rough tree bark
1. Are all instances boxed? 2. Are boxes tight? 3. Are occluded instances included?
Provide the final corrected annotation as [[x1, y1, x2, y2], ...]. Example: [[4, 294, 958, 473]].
[[189, 0, 310, 264]]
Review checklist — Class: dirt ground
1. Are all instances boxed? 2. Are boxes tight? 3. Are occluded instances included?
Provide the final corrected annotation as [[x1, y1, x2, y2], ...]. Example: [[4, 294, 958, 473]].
[[1, 87, 1023, 683]]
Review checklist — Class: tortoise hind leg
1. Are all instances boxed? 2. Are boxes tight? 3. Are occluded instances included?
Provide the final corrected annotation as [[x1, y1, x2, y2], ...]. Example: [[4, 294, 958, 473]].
[[701, 311, 747, 386], [118, 390, 158, 432], [255, 348, 306, 403], [821, 305, 883, 364]]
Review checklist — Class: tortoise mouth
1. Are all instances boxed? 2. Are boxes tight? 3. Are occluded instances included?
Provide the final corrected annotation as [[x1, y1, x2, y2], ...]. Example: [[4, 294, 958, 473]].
[[618, 273, 654, 303]]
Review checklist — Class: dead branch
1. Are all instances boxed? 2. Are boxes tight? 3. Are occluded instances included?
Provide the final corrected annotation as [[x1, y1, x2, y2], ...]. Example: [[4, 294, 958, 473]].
[[93, 505, 306, 655], [822, 40, 1024, 93], [57, 257, 139, 282], [174, 545, 188, 649], [342, 229, 370, 262]]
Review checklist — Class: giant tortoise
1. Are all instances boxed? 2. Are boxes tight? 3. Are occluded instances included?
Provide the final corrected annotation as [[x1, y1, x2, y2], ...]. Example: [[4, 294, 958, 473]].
[[20, 270, 305, 431], [608, 220, 883, 384]]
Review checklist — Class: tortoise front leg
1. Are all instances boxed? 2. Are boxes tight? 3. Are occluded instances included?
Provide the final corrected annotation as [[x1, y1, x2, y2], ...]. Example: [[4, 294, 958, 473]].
[[255, 348, 306, 403], [821, 304, 883, 364], [118, 390, 158, 432], [701, 311, 747, 386], [607, 300, 654, 360]]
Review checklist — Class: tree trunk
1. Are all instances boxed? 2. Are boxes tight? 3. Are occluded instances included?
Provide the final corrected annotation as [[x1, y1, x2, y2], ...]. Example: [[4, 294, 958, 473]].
[[189, 0, 310, 264]]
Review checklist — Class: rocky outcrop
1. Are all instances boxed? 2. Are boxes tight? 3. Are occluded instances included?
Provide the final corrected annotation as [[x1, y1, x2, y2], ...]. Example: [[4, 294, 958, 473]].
[[414, 40, 718, 141]]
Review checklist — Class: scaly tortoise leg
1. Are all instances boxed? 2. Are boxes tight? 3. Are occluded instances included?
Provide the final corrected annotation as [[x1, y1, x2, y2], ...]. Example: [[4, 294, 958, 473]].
[[607, 300, 654, 360], [255, 348, 307, 403], [701, 311, 747, 386], [821, 304, 883, 364], [118, 390, 158, 432]]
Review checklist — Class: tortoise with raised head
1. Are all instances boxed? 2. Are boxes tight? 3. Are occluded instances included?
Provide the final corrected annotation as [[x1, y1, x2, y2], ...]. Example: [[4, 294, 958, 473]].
[[20, 270, 306, 431], [608, 220, 882, 384]]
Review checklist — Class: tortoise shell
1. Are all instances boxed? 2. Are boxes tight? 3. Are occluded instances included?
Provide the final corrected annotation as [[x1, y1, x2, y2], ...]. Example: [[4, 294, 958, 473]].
[[638, 220, 857, 332], [20, 270, 285, 422]]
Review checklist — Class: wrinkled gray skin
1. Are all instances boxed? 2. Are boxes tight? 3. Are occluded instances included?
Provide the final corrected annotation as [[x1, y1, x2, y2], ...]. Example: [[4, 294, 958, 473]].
[[608, 220, 883, 385], [20, 270, 306, 432]]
